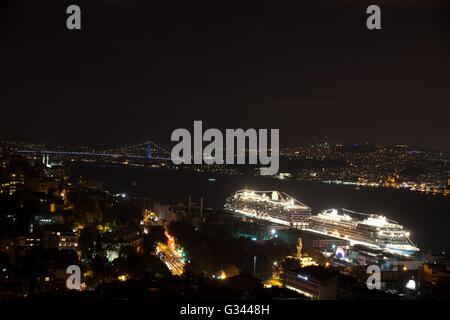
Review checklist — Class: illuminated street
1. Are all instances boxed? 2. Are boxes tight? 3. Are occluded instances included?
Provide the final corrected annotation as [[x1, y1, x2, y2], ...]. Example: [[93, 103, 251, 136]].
[[156, 233, 185, 276], [141, 210, 185, 276]]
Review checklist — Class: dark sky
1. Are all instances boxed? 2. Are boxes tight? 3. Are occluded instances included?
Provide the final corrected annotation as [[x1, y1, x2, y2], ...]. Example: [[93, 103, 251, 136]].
[[1, 0, 449, 151]]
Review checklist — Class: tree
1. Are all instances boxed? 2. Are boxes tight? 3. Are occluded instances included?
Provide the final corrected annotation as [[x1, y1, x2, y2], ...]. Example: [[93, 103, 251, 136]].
[[90, 254, 112, 286], [78, 226, 100, 259], [67, 189, 103, 225], [281, 257, 301, 272], [113, 246, 170, 280], [143, 225, 167, 254]]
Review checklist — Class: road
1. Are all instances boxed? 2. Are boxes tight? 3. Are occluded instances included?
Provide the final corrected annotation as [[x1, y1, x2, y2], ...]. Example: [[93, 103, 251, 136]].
[[141, 210, 185, 276], [157, 242, 185, 276]]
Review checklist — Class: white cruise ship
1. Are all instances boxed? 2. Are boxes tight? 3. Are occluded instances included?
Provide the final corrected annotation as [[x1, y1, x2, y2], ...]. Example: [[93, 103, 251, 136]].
[[307, 209, 420, 256], [224, 190, 312, 227]]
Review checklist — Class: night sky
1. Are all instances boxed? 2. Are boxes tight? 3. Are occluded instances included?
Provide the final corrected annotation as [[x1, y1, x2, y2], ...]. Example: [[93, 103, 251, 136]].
[[1, 0, 449, 151]]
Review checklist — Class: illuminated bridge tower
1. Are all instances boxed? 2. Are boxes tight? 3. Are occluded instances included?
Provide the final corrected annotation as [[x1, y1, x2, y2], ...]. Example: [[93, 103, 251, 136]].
[[145, 143, 152, 160]]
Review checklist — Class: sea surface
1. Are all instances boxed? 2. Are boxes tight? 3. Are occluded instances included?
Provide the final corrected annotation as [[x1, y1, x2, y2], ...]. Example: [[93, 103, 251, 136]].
[[69, 163, 450, 254]]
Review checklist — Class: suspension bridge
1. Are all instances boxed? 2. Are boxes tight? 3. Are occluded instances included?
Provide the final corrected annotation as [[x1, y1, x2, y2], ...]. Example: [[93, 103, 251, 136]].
[[14, 140, 173, 161]]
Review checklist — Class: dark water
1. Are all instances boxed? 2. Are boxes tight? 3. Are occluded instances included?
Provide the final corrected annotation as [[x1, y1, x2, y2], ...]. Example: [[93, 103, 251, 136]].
[[69, 164, 450, 254]]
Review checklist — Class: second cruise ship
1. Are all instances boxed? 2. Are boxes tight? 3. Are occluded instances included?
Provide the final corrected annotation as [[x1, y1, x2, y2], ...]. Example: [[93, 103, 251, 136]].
[[307, 208, 420, 256]]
